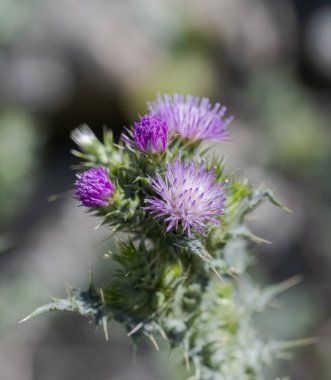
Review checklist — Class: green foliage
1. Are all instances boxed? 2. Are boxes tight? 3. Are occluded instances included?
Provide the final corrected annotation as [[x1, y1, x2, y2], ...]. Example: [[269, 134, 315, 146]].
[[21, 283, 108, 327]]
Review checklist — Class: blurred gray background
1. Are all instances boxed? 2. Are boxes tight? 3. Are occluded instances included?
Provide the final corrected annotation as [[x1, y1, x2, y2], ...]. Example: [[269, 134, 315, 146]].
[[1, 0, 331, 379]]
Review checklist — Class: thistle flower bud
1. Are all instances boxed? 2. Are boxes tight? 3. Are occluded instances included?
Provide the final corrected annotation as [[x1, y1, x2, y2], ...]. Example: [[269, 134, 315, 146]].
[[122, 114, 168, 154], [75, 166, 115, 207], [148, 93, 233, 142], [71, 124, 97, 149]]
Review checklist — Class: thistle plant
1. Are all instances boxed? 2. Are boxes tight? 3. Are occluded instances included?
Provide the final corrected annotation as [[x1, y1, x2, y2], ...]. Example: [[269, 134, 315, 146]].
[[23, 93, 307, 379]]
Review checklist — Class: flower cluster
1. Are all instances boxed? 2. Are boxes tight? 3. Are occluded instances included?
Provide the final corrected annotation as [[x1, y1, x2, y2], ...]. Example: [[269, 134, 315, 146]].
[[75, 93, 231, 236], [27, 92, 292, 380]]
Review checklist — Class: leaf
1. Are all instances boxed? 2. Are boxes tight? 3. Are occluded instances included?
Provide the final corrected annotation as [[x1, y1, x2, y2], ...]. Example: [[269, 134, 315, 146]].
[[20, 285, 110, 328], [240, 275, 302, 313], [238, 187, 289, 224]]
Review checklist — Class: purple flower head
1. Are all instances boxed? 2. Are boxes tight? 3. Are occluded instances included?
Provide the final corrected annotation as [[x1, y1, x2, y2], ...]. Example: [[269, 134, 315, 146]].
[[75, 166, 115, 207], [148, 93, 233, 142], [144, 155, 227, 237], [122, 114, 168, 154]]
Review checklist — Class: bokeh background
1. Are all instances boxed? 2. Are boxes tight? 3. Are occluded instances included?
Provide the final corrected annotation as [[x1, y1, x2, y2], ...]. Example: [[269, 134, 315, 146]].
[[0, 0, 330, 379]]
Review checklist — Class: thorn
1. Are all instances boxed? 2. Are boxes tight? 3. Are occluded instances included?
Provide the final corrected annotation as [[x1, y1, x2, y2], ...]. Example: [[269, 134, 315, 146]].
[[250, 234, 272, 245], [184, 350, 190, 371], [144, 332, 159, 351], [127, 322, 143, 337], [157, 325, 168, 340], [100, 288, 106, 305], [94, 220, 103, 230], [19, 315, 31, 324], [211, 265, 224, 282], [280, 336, 318, 350], [102, 317, 109, 341], [282, 275, 303, 290]]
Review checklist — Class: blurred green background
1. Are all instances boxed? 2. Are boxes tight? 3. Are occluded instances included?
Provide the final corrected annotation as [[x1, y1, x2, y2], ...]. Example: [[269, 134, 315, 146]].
[[0, 0, 331, 379]]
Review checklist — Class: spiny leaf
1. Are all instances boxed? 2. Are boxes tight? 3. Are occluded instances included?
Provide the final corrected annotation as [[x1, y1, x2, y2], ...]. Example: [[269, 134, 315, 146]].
[[20, 298, 76, 323], [20, 286, 110, 328]]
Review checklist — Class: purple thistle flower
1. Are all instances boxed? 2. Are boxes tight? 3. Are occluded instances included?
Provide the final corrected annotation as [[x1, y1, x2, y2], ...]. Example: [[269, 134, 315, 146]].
[[75, 166, 115, 207], [144, 156, 227, 237], [122, 114, 168, 154], [148, 93, 233, 142]]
